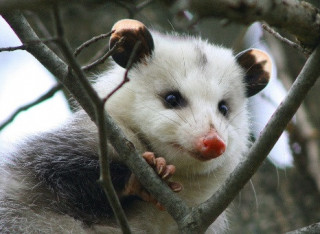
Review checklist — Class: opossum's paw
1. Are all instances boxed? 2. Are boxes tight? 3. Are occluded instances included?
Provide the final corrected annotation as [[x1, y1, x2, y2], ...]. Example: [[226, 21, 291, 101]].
[[142, 152, 183, 210], [123, 152, 182, 210], [142, 152, 177, 181]]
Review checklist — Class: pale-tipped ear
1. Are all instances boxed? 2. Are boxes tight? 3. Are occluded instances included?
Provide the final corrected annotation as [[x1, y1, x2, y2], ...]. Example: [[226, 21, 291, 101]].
[[236, 49, 272, 97], [109, 19, 154, 68]]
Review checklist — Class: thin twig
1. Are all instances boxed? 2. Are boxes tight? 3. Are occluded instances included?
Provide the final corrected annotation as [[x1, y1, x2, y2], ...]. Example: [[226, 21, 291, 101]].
[[115, 0, 154, 18], [74, 30, 114, 57], [0, 84, 62, 131], [2, 11, 97, 119], [88, 44, 109, 64], [52, 5, 131, 233], [103, 41, 141, 103], [0, 38, 58, 52], [262, 24, 309, 55], [24, 11, 63, 58], [2, 11, 189, 227], [82, 37, 125, 72], [115, 1, 134, 18], [53, 7, 99, 106], [136, 0, 154, 10], [24, 11, 53, 39], [52, 6, 188, 227], [0, 44, 26, 52]]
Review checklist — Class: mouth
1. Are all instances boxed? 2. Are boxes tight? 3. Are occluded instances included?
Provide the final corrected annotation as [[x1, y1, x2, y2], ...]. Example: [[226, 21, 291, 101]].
[[170, 143, 217, 162]]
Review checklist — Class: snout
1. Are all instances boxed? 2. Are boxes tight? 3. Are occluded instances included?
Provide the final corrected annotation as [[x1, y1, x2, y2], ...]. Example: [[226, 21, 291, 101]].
[[195, 129, 226, 161]]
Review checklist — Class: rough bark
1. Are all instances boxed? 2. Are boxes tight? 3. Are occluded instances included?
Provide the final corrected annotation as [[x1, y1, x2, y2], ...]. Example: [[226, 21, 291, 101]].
[[173, 0, 320, 48], [1, 1, 320, 233]]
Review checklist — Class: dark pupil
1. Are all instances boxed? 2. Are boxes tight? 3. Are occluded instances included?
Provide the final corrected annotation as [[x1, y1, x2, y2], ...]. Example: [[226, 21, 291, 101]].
[[164, 91, 186, 108], [218, 101, 228, 116], [166, 94, 179, 107]]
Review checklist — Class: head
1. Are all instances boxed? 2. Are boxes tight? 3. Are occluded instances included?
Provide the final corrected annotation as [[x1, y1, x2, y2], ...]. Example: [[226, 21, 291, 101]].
[[100, 19, 271, 175]]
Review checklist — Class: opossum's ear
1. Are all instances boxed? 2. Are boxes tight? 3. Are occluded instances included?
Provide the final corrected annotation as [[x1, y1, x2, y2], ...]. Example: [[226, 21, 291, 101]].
[[110, 19, 154, 68], [236, 49, 272, 97]]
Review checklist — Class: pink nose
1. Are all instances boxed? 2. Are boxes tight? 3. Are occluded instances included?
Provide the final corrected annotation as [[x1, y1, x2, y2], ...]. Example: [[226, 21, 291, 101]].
[[196, 129, 226, 160]]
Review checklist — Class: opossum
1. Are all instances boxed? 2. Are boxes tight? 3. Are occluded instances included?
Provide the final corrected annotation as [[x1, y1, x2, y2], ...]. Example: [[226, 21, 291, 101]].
[[0, 19, 271, 233]]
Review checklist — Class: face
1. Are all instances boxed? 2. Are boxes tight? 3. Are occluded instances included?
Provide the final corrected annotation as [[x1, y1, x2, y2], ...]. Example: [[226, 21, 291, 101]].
[[105, 20, 271, 176], [124, 35, 250, 175]]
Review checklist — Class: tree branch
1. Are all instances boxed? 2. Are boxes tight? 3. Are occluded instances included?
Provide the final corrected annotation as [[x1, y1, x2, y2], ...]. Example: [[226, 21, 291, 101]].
[[4, 4, 319, 233], [0, 44, 27, 52], [173, 0, 320, 49], [0, 38, 58, 52], [51, 6, 131, 233], [74, 31, 114, 58], [0, 84, 62, 131], [262, 24, 309, 55], [1, 11, 97, 119], [81, 37, 124, 72], [286, 222, 320, 234], [3, 0, 320, 49], [2, 9, 189, 229], [179, 43, 320, 233], [102, 41, 141, 103]]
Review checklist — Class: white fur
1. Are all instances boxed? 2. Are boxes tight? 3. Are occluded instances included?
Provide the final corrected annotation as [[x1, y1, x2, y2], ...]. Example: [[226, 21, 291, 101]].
[[0, 31, 250, 233], [93, 32, 250, 232]]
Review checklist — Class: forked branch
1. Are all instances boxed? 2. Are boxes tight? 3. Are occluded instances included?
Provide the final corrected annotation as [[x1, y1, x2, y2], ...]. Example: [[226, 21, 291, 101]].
[[2, 9, 189, 232], [2, 3, 320, 233]]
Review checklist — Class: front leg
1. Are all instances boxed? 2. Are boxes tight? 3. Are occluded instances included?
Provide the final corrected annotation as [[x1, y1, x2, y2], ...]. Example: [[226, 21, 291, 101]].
[[121, 152, 183, 210]]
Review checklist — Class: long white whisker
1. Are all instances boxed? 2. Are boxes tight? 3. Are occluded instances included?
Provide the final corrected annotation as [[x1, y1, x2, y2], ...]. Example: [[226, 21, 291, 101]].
[[249, 179, 259, 211]]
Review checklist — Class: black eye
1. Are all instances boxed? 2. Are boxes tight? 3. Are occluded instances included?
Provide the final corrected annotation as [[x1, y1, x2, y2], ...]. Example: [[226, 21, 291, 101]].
[[164, 91, 186, 109], [218, 101, 229, 116]]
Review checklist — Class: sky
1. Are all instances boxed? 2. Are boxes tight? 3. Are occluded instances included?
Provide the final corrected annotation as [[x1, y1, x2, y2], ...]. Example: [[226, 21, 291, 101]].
[[0, 16, 71, 152]]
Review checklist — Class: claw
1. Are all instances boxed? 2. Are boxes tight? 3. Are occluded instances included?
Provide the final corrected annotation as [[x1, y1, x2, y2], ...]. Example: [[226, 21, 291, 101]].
[[169, 181, 183, 192], [142, 152, 156, 166], [155, 157, 166, 176], [157, 165, 164, 175], [126, 152, 182, 210], [162, 165, 176, 180]]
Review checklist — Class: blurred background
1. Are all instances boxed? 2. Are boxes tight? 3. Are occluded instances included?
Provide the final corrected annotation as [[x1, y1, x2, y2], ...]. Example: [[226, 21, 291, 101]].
[[0, 1, 319, 233]]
